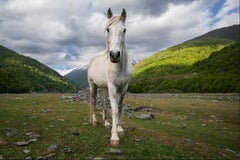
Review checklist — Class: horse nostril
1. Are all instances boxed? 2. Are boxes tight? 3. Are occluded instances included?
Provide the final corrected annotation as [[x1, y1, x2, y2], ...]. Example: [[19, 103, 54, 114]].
[[110, 51, 114, 57], [116, 51, 120, 58]]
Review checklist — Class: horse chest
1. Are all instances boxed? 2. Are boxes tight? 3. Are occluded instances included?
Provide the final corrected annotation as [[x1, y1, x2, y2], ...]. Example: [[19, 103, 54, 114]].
[[107, 69, 131, 87]]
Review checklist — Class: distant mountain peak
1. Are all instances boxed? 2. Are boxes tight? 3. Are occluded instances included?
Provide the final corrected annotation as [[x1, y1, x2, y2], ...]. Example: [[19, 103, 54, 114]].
[[65, 66, 88, 89]]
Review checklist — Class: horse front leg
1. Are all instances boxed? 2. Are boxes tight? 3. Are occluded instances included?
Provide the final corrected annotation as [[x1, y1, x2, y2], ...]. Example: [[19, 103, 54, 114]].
[[102, 88, 111, 128], [108, 85, 120, 146], [89, 84, 98, 125], [117, 84, 128, 137]]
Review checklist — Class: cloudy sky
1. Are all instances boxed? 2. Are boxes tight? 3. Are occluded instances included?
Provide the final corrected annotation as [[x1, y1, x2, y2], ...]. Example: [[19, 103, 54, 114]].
[[0, 0, 239, 75]]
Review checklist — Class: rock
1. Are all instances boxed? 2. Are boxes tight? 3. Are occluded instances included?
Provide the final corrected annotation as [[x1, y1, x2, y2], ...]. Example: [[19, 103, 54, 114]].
[[42, 108, 51, 113], [136, 113, 155, 120], [48, 144, 58, 152], [26, 132, 40, 139], [15, 97, 23, 100], [72, 131, 80, 136], [63, 88, 111, 109], [133, 106, 161, 112], [26, 132, 33, 136], [28, 138, 38, 143], [93, 157, 105, 160], [63, 147, 75, 153], [109, 148, 122, 155], [23, 149, 31, 154], [31, 133, 40, 138], [37, 156, 51, 160], [37, 156, 45, 160], [5, 128, 18, 137], [25, 156, 34, 160], [134, 138, 142, 142], [177, 123, 187, 129], [16, 141, 29, 146]]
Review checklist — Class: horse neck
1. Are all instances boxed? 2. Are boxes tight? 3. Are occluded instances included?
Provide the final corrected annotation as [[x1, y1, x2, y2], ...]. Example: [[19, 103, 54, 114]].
[[110, 42, 129, 74], [120, 42, 128, 70]]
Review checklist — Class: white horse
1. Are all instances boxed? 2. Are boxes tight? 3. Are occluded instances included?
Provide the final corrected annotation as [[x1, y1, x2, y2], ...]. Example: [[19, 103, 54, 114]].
[[88, 8, 132, 146]]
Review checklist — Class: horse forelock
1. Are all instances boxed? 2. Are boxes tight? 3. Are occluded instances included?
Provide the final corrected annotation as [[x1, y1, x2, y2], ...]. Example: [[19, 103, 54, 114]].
[[104, 16, 118, 57], [104, 16, 123, 32]]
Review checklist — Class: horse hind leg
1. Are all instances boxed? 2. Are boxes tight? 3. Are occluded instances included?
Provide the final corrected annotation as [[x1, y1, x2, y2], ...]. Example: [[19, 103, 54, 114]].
[[89, 83, 98, 125], [102, 88, 111, 129]]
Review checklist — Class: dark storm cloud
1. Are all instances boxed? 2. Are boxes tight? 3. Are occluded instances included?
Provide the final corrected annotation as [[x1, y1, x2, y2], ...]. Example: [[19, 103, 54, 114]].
[[91, 0, 196, 16]]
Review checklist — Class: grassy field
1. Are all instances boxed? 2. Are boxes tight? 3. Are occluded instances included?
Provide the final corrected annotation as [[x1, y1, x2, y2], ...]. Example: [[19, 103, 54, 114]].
[[0, 93, 239, 159]]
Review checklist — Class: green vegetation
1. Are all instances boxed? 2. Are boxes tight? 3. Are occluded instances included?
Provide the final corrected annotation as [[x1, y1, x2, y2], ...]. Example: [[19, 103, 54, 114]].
[[0, 45, 78, 93], [129, 25, 240, 93], [130, 43, 240, 93], [0, 93, 239, 159]]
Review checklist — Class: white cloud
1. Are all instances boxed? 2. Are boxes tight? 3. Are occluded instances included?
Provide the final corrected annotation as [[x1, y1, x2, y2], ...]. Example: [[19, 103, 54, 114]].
[[0, 0, 238, 75], [214, 12, 239, 29], [212, 0, 239, 29], [128, 0, 212, 55], [216, 0, 239, 18]]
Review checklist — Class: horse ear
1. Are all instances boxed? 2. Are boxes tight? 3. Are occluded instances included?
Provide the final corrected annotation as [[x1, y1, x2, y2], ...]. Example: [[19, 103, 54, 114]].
[[120, 8, 126, 22], [107, 8, 113, 19]]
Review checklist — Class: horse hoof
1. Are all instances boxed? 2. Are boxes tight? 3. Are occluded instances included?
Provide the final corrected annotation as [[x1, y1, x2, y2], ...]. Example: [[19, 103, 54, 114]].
[[104, 124, 112, 129], [118, 131, 124, 137], [110, 140, 120, 146], [92, 121, 98, 125]]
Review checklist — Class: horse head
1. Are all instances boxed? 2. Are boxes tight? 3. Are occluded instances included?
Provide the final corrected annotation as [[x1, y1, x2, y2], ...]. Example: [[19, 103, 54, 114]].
[[105, 8, 127, 63]]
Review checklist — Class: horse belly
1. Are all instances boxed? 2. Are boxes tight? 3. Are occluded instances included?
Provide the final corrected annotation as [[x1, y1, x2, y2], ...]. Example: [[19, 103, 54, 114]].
[[92, 73, 108, 87]]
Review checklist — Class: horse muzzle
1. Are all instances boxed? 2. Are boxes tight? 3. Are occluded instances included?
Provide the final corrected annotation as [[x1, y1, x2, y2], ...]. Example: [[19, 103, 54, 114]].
[[110, 51, 120, 63]]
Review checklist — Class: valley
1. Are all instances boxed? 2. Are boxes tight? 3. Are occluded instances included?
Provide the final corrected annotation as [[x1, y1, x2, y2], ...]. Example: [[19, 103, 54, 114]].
[[0, 93, 239, 159]]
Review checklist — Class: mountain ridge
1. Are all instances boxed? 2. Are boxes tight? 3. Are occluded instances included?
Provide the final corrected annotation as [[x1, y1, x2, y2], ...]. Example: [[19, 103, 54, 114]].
[[189, 24, 239, 42]]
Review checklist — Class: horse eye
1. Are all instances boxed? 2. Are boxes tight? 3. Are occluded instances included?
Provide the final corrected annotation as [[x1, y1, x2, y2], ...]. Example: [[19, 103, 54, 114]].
[[107, 28, 110, 33], [123, 28, 126, 33]]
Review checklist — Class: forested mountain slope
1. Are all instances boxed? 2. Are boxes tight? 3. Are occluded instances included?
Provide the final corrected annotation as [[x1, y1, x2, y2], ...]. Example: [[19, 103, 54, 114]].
[[129, 25, 240, 93], [0, 45, 78, 93]]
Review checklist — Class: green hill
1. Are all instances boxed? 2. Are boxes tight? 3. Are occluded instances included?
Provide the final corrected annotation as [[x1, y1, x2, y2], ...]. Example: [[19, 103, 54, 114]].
[[0, 45, 78, 93], [129, 25, 240, 93]]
